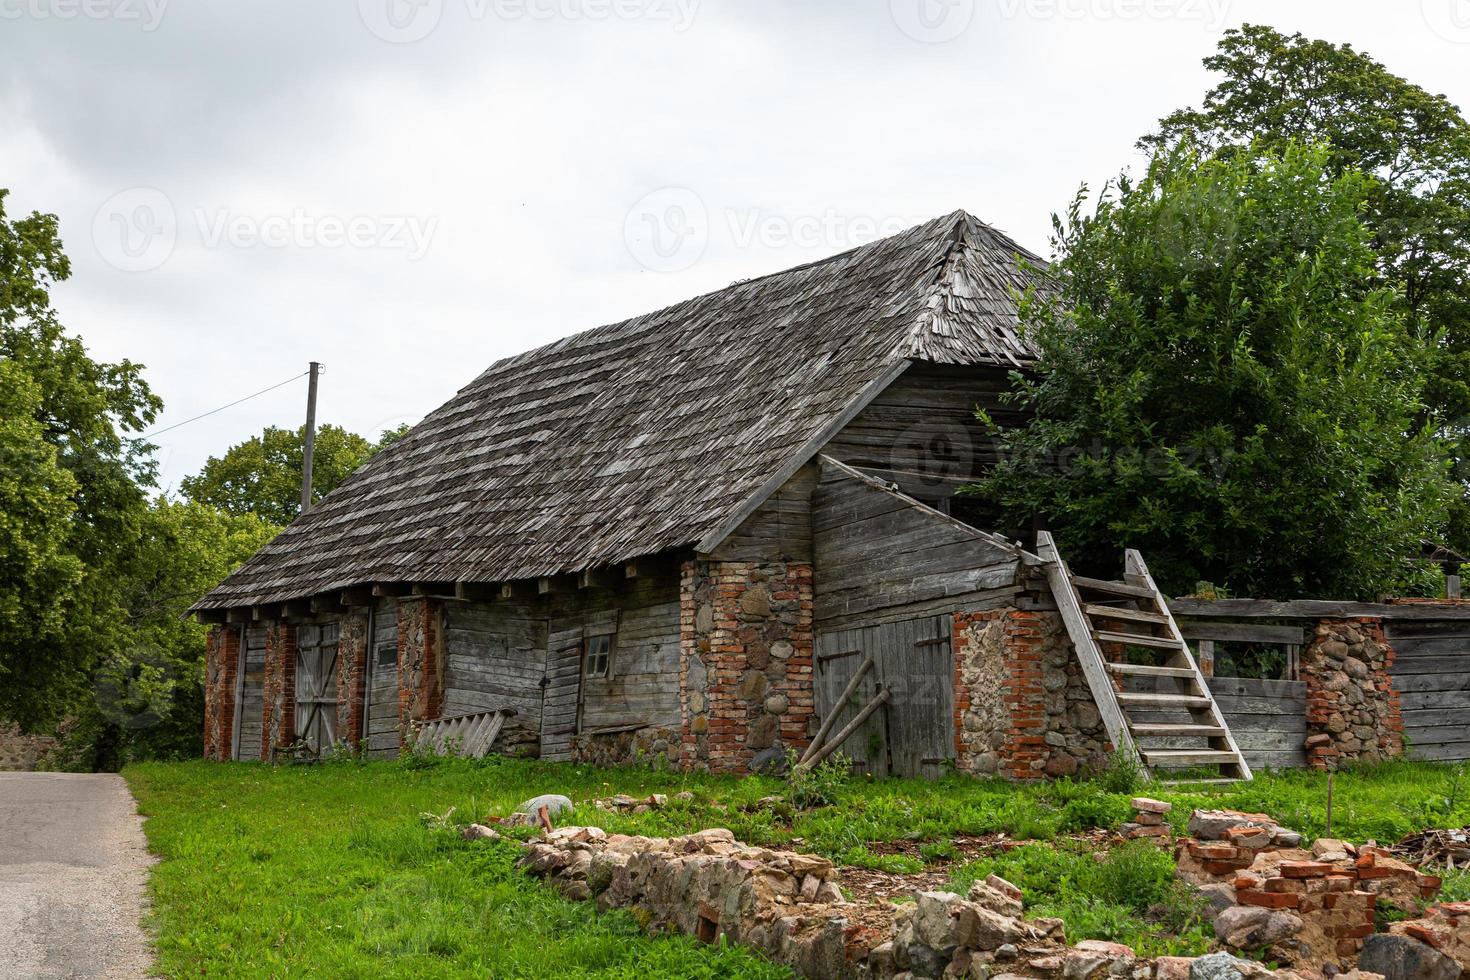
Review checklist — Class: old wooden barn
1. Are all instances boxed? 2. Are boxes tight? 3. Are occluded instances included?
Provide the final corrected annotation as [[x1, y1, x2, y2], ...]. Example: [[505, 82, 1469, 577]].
[[195, 210, 1470, 781]]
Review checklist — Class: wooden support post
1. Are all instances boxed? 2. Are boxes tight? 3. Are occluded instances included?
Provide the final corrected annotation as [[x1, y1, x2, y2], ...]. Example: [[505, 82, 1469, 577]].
[[1196, 640, 1215, 678], [372, 583, 410, 598], [624, 561, 642, 579], [800, 656, 875, 765], [1449, 575, 1462, 600], [796, 688, 890, 771]]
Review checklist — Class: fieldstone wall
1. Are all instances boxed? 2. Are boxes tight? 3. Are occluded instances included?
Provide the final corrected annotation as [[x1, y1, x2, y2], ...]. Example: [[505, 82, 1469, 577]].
[[203, 625, 241, 761], [335, 612, 369, 752], [0, 722, 61, 771], [1302, 618, 1403, 769], [679, 560, 814, 773], [397, 597, 445, 746], [953, 608, 1109, 780], [260, 623, 297, 762], [572, 726, 681, 768]]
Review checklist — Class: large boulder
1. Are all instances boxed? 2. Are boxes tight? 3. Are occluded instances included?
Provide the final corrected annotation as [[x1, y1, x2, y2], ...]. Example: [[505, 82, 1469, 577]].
[[1190, 951, 1275, 980], [1213, 905, 1302, 949], [517, 794, 574, 817], [1358, 934, 1461, 980]]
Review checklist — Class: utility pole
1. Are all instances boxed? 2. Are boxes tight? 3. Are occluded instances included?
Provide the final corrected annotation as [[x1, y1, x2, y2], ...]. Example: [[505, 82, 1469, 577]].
[[300, 361, 321, 516]]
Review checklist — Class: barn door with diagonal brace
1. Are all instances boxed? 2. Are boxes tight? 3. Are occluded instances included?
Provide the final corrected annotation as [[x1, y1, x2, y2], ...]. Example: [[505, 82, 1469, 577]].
[[295, 622, 340, 754]]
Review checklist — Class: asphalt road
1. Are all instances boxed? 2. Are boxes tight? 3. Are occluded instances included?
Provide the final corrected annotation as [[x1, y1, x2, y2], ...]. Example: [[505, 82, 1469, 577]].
[[0, 773, 155, 979]]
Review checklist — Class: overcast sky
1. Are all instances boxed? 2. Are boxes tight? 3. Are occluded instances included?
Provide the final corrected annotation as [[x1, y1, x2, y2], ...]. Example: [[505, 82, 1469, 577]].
[[2, 0, 1468, 492]]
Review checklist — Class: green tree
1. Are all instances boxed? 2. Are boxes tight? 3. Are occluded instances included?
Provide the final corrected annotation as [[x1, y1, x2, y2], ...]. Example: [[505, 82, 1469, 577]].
[[1144, 25, 1470, 542], [974, 144, 1453, 600], [0, 188, 161, 728], [53, 499, 279, 769], [180, 423, 402, 525]]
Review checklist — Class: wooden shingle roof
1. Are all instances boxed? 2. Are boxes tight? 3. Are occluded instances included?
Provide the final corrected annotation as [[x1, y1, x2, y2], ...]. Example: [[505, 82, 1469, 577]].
[[196, 210, 1045, 610]]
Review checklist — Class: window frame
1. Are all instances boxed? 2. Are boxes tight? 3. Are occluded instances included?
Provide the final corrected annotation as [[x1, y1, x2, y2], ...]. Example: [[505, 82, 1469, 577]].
[[584, 631, 615, 680]]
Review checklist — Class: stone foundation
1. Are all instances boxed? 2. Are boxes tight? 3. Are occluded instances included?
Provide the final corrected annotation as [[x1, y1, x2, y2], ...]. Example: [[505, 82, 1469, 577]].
[[203, 626, 240, 761], [953, 608, 1109, 780], [679, 560, 814, 773], [0, 722, 61, 771], [396, 597, 444, 747], [572, 726, 680, 768], [1302, 618, 1404, 769]]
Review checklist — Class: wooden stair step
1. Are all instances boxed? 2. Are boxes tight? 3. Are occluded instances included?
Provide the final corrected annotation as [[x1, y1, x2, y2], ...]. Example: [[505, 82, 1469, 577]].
[[1107, 663, 1196, 679], [1070, 576, 1157, 599], [1140, 749, 1241, 765], [1129, 722, 1228, 737], [1084, 603, 1168, 625], [1115, 692, 1213, 709], [1094, 630, 1183, 650], [1161, 778, 1243, 786]]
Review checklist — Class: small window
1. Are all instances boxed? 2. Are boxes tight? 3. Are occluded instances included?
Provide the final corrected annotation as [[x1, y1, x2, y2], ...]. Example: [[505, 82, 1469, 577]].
[[585, 633, 614, 679], [374, 641, 397, 670]]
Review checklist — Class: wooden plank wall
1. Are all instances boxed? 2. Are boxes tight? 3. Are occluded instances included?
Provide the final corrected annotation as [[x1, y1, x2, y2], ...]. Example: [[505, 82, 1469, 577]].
[[235, 626, 267, 761], [442, 601, 547, 730], [812, 460, 1020, 630], [365, 600, 400, 758], [707, 464, 817, 562], [1207, 677, 1308, 771], [820, 362, 1021, 504], [541, 618, 583, 762], [1386, 621, 1470, 762]]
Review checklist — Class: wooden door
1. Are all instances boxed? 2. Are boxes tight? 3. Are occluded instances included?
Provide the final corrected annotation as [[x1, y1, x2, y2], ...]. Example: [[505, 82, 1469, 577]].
[[295, 622, 340, 754], [540, 618, 583, 762], [233, 626, 268, 760], [814, 626, 889, 777], [813, 615, 954, 778], [878, 615, 954, 778], [364, 603, 400, 758]]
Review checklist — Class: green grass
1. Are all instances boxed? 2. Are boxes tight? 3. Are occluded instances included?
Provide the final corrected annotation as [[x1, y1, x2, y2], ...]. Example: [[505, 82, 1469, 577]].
[[124, 756, 1470, 977]]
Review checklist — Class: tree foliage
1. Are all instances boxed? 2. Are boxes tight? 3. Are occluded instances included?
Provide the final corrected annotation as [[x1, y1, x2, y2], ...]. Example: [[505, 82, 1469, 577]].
[[180, 422, 406, 526], [1144, 24, 1470, 543], [974, 144, 1454, 599], [0, 188, 162, 728]]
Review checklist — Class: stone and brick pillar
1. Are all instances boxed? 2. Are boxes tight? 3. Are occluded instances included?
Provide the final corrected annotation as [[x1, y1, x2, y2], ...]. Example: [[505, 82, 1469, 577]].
[[396, 597, 444, 746], [952, 608, 1110, 780], [679, 560, 814, 773], [260, 622, 298, 762], [335, 612, 370, 753], [1302, 617, 1404, 769], [202, 626, 241, 761]]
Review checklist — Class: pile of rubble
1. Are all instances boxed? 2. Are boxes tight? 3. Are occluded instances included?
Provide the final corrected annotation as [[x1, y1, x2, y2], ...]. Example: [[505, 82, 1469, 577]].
[[1176, 809, 1446, 972], [1122, 797, 1174, 840]]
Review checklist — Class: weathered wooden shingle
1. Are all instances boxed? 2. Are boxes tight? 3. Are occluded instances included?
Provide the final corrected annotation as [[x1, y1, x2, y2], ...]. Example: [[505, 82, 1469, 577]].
[[195, 210, 1045, 610]]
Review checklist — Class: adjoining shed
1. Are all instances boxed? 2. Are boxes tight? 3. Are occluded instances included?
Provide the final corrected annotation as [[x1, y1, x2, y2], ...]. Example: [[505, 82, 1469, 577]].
[[194, 210, 1470, 781]]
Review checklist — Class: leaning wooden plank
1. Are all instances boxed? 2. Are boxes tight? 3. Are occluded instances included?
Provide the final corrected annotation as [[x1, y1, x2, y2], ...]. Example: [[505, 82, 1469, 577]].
[[801, 655, 876, 764], [797, 688, 891, 771]]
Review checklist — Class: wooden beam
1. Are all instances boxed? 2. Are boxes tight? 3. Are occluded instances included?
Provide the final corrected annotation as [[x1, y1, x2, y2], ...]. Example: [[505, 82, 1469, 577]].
[[410, 581, 457, 597], [455, 582, 498, 603], [624, 561, 642, 579], [1169, 597, 1470, 621], [310, 594, 342, 614], [226, 608, 252, 625], [281, 599, 313, 620], [577, 568, 618, 590], [1175, 621, 1307, 645], [252, 604, 281, 622], [195, 609, 228, 625], [339, 586, 374, 608], [537, 576, 572, 595], [372, 583, 410, 598]]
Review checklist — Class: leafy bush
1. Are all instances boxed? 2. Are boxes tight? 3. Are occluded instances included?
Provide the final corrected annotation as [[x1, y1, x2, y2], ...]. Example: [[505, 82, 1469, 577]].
[[785, 750, 852, 809]]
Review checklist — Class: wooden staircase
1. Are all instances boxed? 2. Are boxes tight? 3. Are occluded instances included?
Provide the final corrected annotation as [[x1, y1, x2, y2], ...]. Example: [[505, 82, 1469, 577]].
[[1036, 532, 1251, 783]]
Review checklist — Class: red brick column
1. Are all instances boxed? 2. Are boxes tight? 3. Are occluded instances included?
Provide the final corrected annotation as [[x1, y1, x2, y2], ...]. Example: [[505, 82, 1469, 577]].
[[396, 597, 444, 746], [335, 612, 369, 753], [202, 626, 241, 761], [680, 560, 814, 773], [1303, 617, 1404, 769], [260, 623, 298, 762]]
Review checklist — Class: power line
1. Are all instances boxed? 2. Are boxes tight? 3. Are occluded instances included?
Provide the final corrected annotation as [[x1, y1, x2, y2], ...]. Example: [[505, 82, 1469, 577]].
[[140, 371, 309, 440]]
